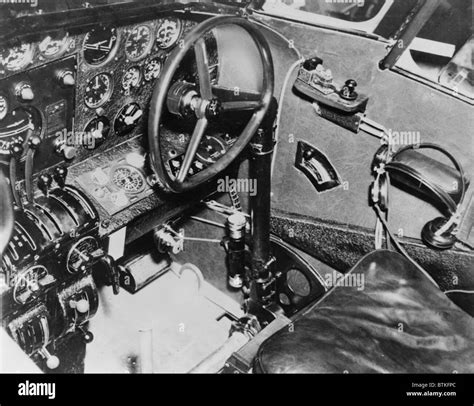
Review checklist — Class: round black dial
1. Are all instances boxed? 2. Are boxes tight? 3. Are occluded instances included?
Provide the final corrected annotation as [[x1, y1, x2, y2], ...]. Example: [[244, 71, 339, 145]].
[[83, 26, 119, 66], [0, 107, 41, 156], [144, 58, 162, 81], [196, 136, 227, 164], [85, 73, 113, 108], [125, 24, 153, 61], [114, 103, 143, 136], [84, 116, 110, 149]]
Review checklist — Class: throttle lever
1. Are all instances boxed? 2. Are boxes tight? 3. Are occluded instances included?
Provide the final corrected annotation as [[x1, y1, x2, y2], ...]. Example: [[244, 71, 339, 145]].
[[99, 254, 121, 295]]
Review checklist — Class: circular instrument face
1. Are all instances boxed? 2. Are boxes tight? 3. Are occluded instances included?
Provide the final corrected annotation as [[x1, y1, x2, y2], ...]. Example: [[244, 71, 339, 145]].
[[114, 102, 142, 136], [125, 24, 153, 61], [112, 165, 146, 194], [38, 32, 69, 58], [83, 116, 110, 149], [67, 236, 99, 274], [13, 265, 49, 305], [0, 107, 41, 156], [0, 95, 8, 121], [83, 26, 119, 66], [121, 66, 141, 91], [85, 73, 113, 108], [156, 18, 182, 50], [0, 43, 34, 72], [196, 135, 226, 164], [144, 57, 162, 81]]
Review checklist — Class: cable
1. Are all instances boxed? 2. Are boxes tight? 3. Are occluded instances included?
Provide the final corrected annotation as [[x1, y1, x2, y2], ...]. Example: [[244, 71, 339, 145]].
[[455, 238, 474, 250], [374, 204, 440, 289], [444, 289, 474, 295], [271, 58, 305, 178]]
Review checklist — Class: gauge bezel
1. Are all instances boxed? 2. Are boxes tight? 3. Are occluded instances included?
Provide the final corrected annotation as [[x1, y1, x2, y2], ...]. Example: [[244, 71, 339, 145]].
[[0, 94, 9, 121], [124, 24, 154, 62], [113, 102, 142, 136], [121, 66, 142, 91], [84, 72, 114, 109], [66, 236, 99, 274], [38, 32, 70, 60], [82, 26, 121, 67], [143, 57, 163, 82], [83, 116, 111, 149], [155, 18, 183, 50], [111, 164, 146, 194], [0, 43, 35, 72]]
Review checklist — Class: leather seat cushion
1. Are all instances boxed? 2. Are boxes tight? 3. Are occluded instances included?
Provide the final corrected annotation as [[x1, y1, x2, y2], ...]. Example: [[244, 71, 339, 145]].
[[255, 250, 474, 373]]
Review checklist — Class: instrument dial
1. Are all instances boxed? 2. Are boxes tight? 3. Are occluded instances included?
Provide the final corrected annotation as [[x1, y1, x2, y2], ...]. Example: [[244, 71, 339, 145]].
[[196, 135, 227, 164], [83, 26, 119, 66], [67, 236, 100, 274], [83, 116, 110, 149], [156, 18, 182, 50], [0, 95, 8, 120], [121, 66, 141, 91], [112, 165, 146, 194], [0, 107, 41, 156], [38, 32, 69, 58], [144, 57, 162, 81], [114, 103, 143, 136], [85, 73, 113, 108], [0, 43, 34, 72], [125, 24, 153, 61]]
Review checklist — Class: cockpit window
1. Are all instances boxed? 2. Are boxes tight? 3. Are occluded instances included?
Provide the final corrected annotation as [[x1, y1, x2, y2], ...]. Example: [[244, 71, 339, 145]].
[[394, 0, 473, 100]]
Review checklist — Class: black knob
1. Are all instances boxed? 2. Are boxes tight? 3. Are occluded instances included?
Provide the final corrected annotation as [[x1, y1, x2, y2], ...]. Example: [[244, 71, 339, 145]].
[[303, 149, 314, 160], [10, 140, 23, 158], [29, 135, 41, 149], [82, 330, 94, 344], [38, 173, 53, 196], [303, 57, 323, 71], [340, 79, 358, 101], [54, 166, 68, 188]]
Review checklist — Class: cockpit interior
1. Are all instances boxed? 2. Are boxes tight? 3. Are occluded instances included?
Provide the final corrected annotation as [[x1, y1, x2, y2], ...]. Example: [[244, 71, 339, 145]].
[[0, 0, 473, 375]]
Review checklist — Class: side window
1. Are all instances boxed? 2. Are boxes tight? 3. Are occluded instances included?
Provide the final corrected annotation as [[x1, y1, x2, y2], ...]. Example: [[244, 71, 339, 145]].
[[395, 0, 473, 99]]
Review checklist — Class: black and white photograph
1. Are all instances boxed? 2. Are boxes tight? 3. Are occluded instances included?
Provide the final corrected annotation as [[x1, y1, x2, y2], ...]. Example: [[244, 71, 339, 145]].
[[0, 0, 472, 402]]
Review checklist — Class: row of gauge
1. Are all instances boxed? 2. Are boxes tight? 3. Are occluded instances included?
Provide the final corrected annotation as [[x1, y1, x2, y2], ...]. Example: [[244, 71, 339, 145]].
[[0, 18, 183, 73]]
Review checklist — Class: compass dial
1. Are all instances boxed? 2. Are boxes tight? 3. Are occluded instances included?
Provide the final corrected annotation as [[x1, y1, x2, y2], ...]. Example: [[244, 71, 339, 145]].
[[83, 26, 119, 66], [112, 165, 146, 194], [125, 24, 153, 61], [85, 73, 113, 109]]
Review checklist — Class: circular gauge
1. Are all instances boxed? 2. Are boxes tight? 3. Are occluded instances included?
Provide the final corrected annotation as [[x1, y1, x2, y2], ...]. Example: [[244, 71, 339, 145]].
[[144, 57, 162, 81], [196, 135, 226, 164], [121, 66, 141, 91], [156, 18, 182, 50], [38, 31, 69, 59], [0, 107, 41, 156], [114, 103, 143, 136], [13, 265, 49, 305], [125, 24, 154, 62], [83, 116, 110, 149], [83, 26, 119, 66], [0, 95, 8, 121], [112, 165, 146, 194], [67, 236, 99, 274], [0, 43, 34, 72], [84, 73, 113, 109]]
